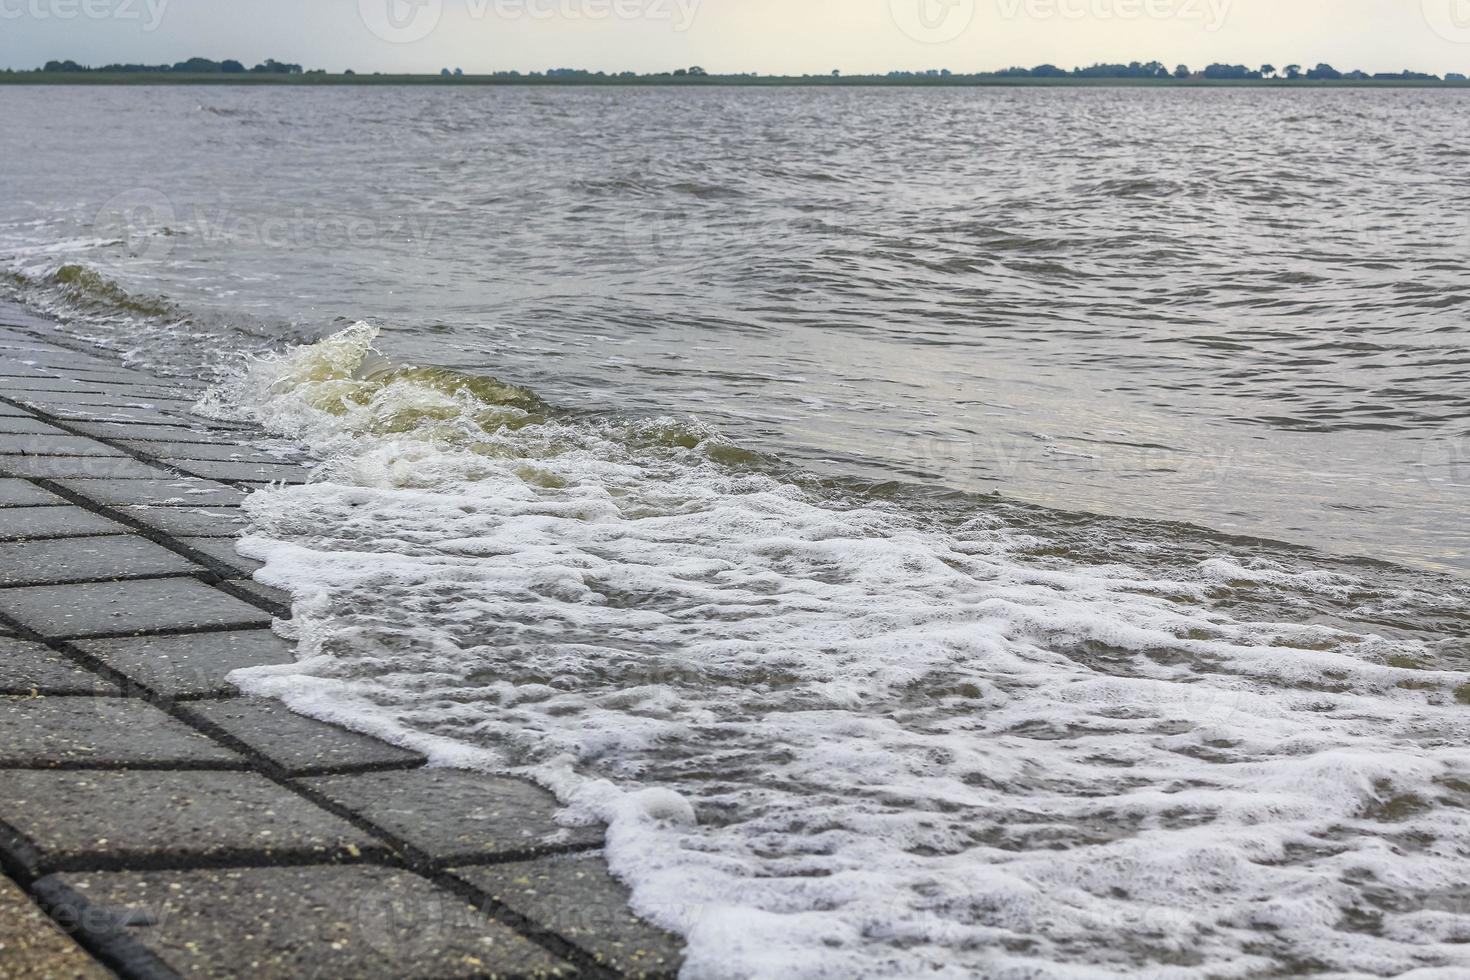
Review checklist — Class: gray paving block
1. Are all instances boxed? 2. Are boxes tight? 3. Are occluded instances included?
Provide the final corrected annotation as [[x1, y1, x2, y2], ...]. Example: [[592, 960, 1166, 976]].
[[0, 876, 111, 979], [68, 421, 240, 443], [0, 536, 199, 587], [168, 459, 309, 484], [0, 637, 118, 696], [225, 578, 290, 610], [54, 478, 246, 508], [0, 478, 63, 507], [73, 630, 295, 699], [20, 391, 195, 410], [121, 506, 249, 537], [0, 770, 383, 874], [0, 402, 29, 417], [0, 506, 126, 542], [454, 853, 684, 979], [120, 440, 303, 464], [182, 698, 426, 776], [0, 433, 123, 457], [26, 406, 193, 427], [0, 696, 240, 768], [0, 456, 168, 480], [42, 866, 569, 979], [0, 416, 69, 436], [304, 769, 602, 864], [0, 579, 272, 639], [178, 536, 263, 575], [1, 378, 105, 393]]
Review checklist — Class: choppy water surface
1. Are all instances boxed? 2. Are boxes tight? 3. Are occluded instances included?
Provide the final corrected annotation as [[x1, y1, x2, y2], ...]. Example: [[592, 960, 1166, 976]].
[[3, 86, 1470, 978]]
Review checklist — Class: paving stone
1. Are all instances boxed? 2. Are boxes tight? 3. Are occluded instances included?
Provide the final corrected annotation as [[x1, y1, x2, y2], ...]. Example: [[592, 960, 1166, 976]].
[[454, 853, 684, 979], [167, 459, 309, 484], [53, 478, 246, 509], [304, 769, 602, 864], [0, 456, 168, 480], [119, 505, 249, 537], [0, 506, 126, 542], [0, 433, 123, 458], [0, 416, 70, 436], [41, 866, 569, 979], [119, 440, 298, 464], [0, 536, 199, 587], [73, 630, 295, 699], [68, 421, 239, 443], [1, 378, 105, 393], [182, 698, 426, 776], [0, 770, 383, 875], [0, 403, 30, 417], [225, 578, 291, 610], [0, 479, 63, 508], [0, 875, 111, 980], [0, 697, 240, 769], [20, 391, 195, 411], [0, 579, 271, 639], [0, 638, 118, 696], [26, 406, 193, 427], [178, 536, 263, 575]]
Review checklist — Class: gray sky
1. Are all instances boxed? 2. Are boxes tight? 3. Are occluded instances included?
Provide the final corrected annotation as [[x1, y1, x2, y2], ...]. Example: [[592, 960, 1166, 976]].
[[4, 0, 1470, 75]]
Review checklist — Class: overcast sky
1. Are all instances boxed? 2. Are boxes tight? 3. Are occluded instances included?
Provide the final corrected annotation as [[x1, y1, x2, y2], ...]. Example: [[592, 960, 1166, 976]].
[[4, 0, 1470, 76]]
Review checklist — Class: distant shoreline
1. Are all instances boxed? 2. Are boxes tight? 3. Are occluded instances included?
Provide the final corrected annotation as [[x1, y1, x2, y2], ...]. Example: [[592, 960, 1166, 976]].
[[4, 72, 1469, 88]]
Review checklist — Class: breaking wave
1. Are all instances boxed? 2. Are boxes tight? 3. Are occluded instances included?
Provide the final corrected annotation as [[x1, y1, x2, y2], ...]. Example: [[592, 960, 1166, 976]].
[[206, 324, 1470, 979]]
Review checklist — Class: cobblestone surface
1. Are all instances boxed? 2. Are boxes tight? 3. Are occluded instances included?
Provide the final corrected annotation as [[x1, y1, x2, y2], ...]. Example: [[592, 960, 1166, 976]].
[[0, 309, 683, 979]]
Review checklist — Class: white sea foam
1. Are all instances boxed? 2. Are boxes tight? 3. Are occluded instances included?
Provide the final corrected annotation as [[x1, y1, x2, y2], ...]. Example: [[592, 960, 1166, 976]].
[[209, 324, 1470, 979]]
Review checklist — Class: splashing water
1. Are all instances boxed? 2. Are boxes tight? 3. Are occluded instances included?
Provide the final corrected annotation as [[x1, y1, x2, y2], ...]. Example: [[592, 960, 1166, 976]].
[[205, 325, 1470, 979]]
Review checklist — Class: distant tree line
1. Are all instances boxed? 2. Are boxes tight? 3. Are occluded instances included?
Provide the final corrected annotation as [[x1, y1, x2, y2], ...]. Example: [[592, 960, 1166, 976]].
[[22, 58, 1466, 84], [41, 58, 310, 75], [986, 61, 1454, 82]]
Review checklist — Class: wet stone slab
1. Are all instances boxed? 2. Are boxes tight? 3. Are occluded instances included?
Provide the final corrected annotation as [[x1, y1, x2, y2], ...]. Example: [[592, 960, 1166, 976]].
[[0, 456, 169, 480], [123, 505, 249, 538], [40, 866, 570, 979], [73, 630, 295, 699], [120, 440, 304, 464], [0, 875, 111, 980], [0, 578, 272, 639], [0, 638, 118, 696], [67, 420, 244, 443], [0, 769, 384, 875], [182, 698, 425, 776], [168, 459, 309, 484], [53, 478, 247, 509], [179, 536, 264, 576], [0, 506, 126, 542], [0, 434, 122, 458], [0, 696, 241, 769], [304, 769, 603, 864], [454, 853, 685, 979], [0, 479, 63, 508], [0, 417, 71, 436], [0, 535, 200, 587]]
